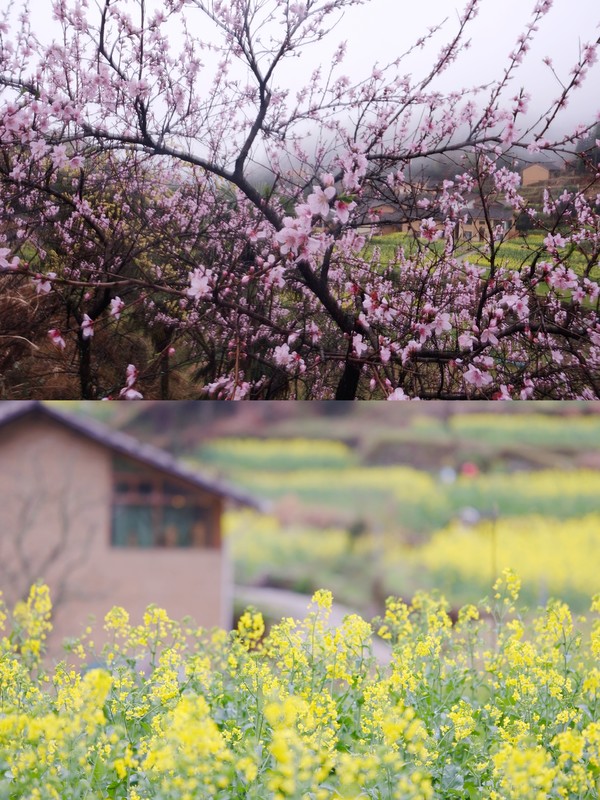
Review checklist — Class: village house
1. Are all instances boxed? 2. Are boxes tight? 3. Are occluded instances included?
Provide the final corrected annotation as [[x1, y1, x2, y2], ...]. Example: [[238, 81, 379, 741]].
[[0, 401, 261, 651], [521, 163, 554, 187], [459, 201, 518, 241], [359, 198, 517, 241]]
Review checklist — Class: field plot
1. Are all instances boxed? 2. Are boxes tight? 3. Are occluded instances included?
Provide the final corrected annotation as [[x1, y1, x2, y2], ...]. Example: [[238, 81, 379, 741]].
[[193, 412, 600, 614]]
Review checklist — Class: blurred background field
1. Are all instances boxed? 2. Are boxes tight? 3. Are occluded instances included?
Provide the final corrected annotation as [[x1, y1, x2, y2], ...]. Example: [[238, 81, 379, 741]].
[[65, 401, 600, 617]]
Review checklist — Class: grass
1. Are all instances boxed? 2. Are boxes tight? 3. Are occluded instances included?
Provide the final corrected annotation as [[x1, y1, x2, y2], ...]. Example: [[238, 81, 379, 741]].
[[447, 412, 600, 451], [364, 231, 598, 287]]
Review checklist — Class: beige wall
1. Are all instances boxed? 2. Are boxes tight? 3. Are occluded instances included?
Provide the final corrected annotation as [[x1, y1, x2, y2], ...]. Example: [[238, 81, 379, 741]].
[[522, 164, 550, 187], [0, 416, 231, 657], [461, 219, 518, 241]]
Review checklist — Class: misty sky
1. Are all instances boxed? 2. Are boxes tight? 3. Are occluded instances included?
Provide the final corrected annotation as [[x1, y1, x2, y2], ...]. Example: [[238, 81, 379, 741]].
[[319, 0, 600, 131], [15, 0, 600, 134]]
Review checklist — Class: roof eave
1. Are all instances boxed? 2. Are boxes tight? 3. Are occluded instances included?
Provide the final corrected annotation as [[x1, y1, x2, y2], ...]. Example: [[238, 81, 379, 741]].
[[0, 401, 264, 510]]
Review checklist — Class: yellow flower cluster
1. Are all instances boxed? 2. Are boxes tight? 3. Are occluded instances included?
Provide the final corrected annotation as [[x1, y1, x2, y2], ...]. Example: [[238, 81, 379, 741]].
[[3, 582, 600, 798], [413, 513, 600, 604], [200, 437, 354, 470], [236, 465, 436, 502]]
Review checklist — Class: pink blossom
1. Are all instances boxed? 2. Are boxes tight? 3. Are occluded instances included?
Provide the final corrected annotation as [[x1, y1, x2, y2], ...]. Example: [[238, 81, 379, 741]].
[[583, 279, 599, 301], [248, 226, 267, 243], [306, 185, 335, 218], [307, 321, 321, 344], [275, 223, 301, 255], [500, 294, 529, 319], [32, 272, 56, 294], [415, 322, 432, 343], [420, 218, 441, 241], [291, 353, 307, 374], [0, 247, 20, 270], [547, 266, 578, 290], [458, 331, 475, 350], [124, 364, 138, 387], [264, 264, 285, 288], [333, 199, 356, 224], [477, 355, 495, 369], [48, 329, 66, 350], [401, 340, 421, 364], [464, 365, 493, 387], [543, 232, 566, 252], [433, 312, 452, 336], [340, 146, 368, 191], [492, 384, 513, 400], [273, 342, 305, 373], [275, 216, 314, 256], [51, 144, 69, 169], [480, 324, 499, 346], [119, 364, 143, 399], [388, 387, 409, 400], [353, 333, 368, 357], [30, 139, 48, 159], [110, 296, 125, 319], [120, 388, 143, 400], [520, 378, 534, 399], [187, 267, 213, 300], [273, 343, 292, 367], [81, 314, 94, 339]]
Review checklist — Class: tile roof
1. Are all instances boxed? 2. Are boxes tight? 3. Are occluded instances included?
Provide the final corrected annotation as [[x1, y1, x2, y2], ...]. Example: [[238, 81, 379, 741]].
[[0, 401, 265, 510]]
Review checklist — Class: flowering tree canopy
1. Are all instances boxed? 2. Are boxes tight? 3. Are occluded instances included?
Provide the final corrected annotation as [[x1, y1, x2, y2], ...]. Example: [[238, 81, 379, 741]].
[[0, 0, 599, 398]]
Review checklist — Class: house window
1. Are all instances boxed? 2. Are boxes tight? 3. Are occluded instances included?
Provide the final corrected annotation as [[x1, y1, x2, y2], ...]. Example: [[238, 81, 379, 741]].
[[111, 457, 216, 548]]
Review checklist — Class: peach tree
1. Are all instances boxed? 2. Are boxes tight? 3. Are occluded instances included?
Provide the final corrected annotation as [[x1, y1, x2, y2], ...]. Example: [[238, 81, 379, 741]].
[[0, 0, 598, 398]]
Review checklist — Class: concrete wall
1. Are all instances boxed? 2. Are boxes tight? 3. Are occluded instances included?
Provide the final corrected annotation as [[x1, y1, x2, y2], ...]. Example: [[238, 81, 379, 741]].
[[0, 416, 231, 656]]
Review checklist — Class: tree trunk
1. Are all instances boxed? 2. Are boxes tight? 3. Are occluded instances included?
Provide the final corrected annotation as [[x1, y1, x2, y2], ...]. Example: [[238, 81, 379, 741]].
[[78, 338, 93, 399], [335, 361, 361, 400]]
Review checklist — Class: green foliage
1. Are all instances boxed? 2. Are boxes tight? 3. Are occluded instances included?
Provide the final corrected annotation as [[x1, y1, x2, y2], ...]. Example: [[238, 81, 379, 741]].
[[444, 470, 600, 520], [447, 412, 600, 450], [364, 233, 453, 266]]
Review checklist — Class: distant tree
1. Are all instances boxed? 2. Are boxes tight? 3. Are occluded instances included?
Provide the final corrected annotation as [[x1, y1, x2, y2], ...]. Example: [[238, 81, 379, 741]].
[[0, 0, 599, 398], [515, 210, 534, 233]]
